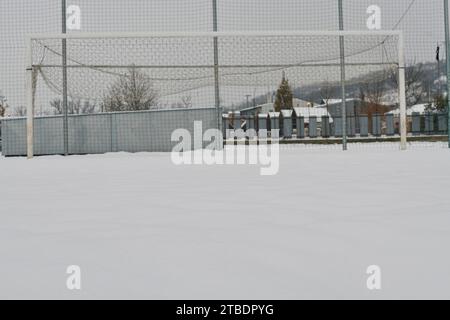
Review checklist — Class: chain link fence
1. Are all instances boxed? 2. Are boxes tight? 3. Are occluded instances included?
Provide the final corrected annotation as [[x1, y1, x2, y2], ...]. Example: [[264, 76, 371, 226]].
[[0, 0, 449, 156]]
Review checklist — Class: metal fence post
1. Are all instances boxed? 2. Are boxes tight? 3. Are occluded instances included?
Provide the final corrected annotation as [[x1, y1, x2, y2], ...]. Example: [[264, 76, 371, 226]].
[[212, 0, 221, 138], [338, 0, 347, 150], [26, 37, 34, 159], [398, 31, 408, 150], [445, 0, 450, 147], [62, 0, 69, 155]]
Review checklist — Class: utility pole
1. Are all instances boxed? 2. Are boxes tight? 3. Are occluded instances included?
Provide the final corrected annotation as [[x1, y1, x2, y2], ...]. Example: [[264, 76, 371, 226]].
[[437, 43, 441, 96], [212, 0, 221, 133], [62, 0, 69, 155], [245, 94, 251, 109], [338, 0, 347, 150], [445, 0, 450, 147]]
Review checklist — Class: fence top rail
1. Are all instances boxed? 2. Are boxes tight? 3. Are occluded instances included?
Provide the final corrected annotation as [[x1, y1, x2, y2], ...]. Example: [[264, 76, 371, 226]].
[[27, 30, 403, 40], [4, 106, 218, 121]]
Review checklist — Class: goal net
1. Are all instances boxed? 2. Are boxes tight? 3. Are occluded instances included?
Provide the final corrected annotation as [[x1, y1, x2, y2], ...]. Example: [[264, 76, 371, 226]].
[[24, 31, 407, 157]]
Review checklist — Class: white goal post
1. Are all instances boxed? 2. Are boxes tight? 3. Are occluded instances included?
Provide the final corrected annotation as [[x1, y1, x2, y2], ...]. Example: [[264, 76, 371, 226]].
[[25, 30, 407, 158]]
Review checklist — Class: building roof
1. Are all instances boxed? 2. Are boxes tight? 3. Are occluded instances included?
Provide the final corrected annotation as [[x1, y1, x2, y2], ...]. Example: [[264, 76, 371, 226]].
[[241, 99, 313, 114], [385, 104, 430, 115], [318, 98, 359, 106], [268, 112, 280, 118], [280, 109, 293, 118], [294, 107, 333, 123], [292, 98, 312, 108]]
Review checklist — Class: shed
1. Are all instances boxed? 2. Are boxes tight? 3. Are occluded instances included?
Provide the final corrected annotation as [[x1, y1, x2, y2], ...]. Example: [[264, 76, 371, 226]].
[[280, 109, 293, 138]]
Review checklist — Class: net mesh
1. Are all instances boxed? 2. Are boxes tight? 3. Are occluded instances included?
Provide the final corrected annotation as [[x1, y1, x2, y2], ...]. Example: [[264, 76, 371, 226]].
[[0, 0, 448, 156], [30, 33, 400, 114], [0, 0, 447, 113]]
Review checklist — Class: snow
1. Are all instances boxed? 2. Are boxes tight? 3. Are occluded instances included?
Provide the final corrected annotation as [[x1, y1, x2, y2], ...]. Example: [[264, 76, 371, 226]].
[[1, 142, 450, 299], [248, 99, 312, 115], [387, 103, 430, 115], [294, 106, 332, 123], [280, 109, 293, 118], [434, 75, 447, 85], [256, 103, 274, 114], [268, 111, 280, 118], [322, 98, 357, 105], [292, 98, 311, 108]]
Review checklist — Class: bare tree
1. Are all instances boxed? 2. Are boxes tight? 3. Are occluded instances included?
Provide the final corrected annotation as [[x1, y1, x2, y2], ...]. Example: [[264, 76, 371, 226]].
[[0, 94, 7, 117], [320, 80, 334, 114], [171, 95, 193, 109], [320, 81, 333, 104], [12, 106, 27, 117], [180, 95, 192, 108], [50, 98, 97, 115], [360, 77, 386, 107], [390, 62, 425, 106], [0, 104, 6, 117], [103, 67, 159, 112]]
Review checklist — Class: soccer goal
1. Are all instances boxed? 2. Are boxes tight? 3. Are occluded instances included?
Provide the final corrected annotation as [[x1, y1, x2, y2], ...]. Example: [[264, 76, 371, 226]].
[[24, 30, 407, 158]]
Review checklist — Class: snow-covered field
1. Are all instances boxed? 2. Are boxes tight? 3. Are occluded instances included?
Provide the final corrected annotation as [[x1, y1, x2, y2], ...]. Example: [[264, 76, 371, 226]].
[[1, 142, 450, 299]]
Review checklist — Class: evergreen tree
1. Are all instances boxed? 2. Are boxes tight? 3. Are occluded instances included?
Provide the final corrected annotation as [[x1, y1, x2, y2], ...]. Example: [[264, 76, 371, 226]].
[[434, 93, 448, 111], [274, 71, 293, 112]]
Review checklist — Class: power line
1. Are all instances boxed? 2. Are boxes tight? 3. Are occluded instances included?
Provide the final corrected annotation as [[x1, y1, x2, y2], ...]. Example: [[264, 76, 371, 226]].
[[392, 0, 417, 30]]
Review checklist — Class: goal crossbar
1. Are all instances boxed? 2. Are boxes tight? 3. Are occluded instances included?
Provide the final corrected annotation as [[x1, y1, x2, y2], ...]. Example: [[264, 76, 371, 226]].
[[27, 30, 403, 40]]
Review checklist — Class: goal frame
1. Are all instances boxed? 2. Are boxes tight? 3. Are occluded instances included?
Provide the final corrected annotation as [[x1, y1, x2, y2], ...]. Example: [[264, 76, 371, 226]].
[[25, 30, 407, 158]]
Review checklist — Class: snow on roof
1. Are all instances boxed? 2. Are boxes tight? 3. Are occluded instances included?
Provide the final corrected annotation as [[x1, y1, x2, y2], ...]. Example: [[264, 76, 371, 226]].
[[259, 103, 275, 113], [294, 107, 332, 123], [222, 111, 241, 118], [323, 98, 358, 105], [434, 75, 447, 85], [268, 112, 280, 118], [320, 97, 395, 107], [280, 109, 293, 117], [258, 103, 273, 108], [294, 107, 330, 117], [386, 104, 429, 115], [239, 105, 260, 113], [253, 100, 313, 114]]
